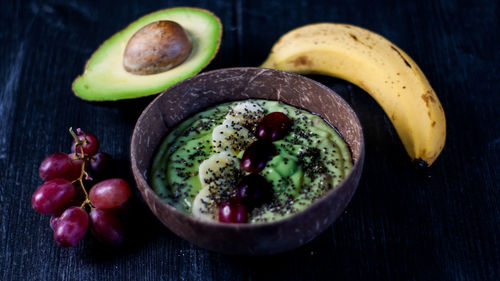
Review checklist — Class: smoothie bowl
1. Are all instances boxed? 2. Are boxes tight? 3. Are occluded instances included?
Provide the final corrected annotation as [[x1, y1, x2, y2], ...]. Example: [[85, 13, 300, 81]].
[[131, 67, 364, 255]]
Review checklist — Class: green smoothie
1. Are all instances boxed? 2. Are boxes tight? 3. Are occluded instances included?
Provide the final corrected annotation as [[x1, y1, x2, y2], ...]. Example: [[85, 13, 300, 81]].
[[150, 99, 352, 223]]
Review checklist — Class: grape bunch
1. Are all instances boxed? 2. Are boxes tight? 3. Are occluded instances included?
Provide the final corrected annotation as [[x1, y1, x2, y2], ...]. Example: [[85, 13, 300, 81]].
[[31, 128, 131, 247], [219, 112, 293, 223]]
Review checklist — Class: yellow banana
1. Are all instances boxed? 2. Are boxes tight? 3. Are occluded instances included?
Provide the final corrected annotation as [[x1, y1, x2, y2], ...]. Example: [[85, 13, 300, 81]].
[[261, 23, 446, 167]]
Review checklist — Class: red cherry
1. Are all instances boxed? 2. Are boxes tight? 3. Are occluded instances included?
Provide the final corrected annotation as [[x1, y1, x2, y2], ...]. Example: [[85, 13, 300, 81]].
[[236, 174, 273, 210], [218, 198, 248, 223], [240, 140, 277, 173], [256, 112, 293, 141]]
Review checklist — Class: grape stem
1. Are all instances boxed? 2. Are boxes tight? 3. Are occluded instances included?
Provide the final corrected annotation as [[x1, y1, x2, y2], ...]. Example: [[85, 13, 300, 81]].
[[69, 127, 94, 210]]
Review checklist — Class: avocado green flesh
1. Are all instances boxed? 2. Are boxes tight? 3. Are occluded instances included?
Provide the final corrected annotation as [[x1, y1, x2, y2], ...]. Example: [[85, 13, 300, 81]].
[[150, 100, 353, 223], [73, 8, 222, 101]]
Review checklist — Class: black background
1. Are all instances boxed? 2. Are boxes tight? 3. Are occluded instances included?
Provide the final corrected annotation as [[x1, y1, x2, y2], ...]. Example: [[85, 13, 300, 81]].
[[1, 0, 499, 280]]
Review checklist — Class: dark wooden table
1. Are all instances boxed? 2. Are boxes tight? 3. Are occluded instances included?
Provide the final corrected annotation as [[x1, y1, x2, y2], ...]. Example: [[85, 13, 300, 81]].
[[1, 0, 498, 280]]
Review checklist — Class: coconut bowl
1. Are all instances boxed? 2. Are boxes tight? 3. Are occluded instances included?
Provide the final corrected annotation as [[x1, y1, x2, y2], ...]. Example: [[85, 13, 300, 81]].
[[131, 67, 364, 255]]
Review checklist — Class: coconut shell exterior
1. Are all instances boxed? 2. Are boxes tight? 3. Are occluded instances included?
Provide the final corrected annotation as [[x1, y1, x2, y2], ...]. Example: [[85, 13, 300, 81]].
[[131, 67, 364, 255]]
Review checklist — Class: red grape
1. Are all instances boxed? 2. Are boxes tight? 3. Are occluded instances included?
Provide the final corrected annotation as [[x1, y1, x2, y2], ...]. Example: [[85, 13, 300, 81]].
[[89, 179, 131, 210], [66, 154, 84, 180], [89, 152, 113, 177], [110, 198, 134, 216], [236, 174, 273, 210], [71, 182, 86, 204], [50, 209, 64, 230], [219, 198, 248, 223], [31, 129, 129, 247], [240, 140, 277, 173], [89, 209, 124, 245], [256, 112, 292, 141], [53, 206, 89, 247], [72, 132, 99, 156], [39, 153, 78, 181], [68, 152, 89, 165], [31, 179, 75, 214]]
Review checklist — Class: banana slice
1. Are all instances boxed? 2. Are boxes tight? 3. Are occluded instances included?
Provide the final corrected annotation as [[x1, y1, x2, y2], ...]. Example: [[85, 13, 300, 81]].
[[192, 186, 217, 221], [198, 151, 240, 187], [192, 102, 264, 221], [194, 151, 240, 221], [225, 101, 265, 128], [212, 120, 256, 155]]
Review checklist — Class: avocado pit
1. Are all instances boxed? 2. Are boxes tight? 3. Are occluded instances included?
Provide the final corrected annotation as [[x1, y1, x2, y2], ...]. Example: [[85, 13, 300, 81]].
[[123, 20, 192, 75]]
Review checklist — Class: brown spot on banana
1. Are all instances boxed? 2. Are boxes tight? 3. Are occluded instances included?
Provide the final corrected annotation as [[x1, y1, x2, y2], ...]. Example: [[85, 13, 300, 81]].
[[421, 91, 437, 107], [390, 45, 412, 68], [292, 56, 312, 67], [350, 33, 373, 49], [357, 81, 368, 92]]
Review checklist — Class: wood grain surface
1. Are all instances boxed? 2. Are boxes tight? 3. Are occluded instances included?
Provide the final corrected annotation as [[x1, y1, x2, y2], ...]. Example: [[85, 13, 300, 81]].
[[1, 0, 498, 280]]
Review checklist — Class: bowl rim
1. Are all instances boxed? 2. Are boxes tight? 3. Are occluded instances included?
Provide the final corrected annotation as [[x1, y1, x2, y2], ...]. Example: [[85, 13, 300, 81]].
[[131, 67, 365, 230]]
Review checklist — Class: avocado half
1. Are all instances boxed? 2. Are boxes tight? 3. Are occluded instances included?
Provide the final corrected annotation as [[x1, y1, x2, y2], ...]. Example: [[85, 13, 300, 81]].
[[72, 7, 222, 101]]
